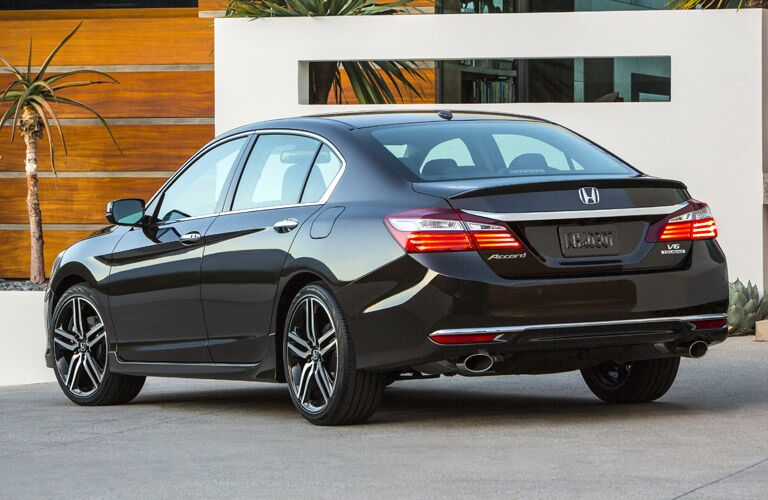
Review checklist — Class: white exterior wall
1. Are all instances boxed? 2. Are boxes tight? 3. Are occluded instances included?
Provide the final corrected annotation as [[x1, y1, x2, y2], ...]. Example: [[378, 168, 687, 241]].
[[215, 10, 766, 286], [1, 291, 54, 386]]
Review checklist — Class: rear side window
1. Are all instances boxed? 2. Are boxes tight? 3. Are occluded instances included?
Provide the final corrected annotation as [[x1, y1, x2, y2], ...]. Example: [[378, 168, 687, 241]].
[[369, 120, 635, 181], [232, 134, 320, 210], [301, 145, 343, 203]]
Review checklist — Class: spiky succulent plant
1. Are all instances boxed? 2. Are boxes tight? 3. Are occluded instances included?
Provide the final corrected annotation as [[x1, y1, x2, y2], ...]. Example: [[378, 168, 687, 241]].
[[727, 279, 768, 335]]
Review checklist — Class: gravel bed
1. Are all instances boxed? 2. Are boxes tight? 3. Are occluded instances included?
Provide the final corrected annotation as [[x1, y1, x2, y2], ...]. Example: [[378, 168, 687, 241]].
[[0, 279, 47, 291]]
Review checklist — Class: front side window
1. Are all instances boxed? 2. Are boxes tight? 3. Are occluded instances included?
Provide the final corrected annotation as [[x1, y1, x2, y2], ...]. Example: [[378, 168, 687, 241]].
[[369, 120, 636, 181], [157, 137, 247, 222], [232, 135, 321, 211]]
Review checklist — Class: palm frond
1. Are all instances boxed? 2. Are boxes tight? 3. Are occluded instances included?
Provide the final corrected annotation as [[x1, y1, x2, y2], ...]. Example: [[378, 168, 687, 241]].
[[34, 21, 82, 82], [0, 20, 120, 173], [666, 0, 741, 8], [226, 0, 432, 104]]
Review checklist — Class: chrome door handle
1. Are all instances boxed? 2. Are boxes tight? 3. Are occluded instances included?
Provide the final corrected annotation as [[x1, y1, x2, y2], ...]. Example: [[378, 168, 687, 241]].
[[273, 218, 299, 233], [179, 231, 202, 245]]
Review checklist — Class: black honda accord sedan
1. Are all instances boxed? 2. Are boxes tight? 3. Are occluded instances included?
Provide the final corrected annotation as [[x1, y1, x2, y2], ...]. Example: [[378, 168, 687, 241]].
[[44, 111, 728, 425]]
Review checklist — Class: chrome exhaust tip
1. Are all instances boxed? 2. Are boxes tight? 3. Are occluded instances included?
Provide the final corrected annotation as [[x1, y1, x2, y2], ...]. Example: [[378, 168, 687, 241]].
[[675, 340, 708, 359], [458, 352, 495, 374]]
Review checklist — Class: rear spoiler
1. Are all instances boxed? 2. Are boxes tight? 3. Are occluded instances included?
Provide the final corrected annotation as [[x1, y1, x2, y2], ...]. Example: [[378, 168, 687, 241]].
[[414, 176, 688, 200]]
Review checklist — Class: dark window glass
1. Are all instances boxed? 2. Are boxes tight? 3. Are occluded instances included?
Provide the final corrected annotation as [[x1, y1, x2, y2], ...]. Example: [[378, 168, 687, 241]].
[[301, 146, 343, 203], [369, 121, 636, 181], [438, 0, 680, 15], [308, 57, 670, 104], [232, 135, 321, 211], [157, 137, 247, 222]]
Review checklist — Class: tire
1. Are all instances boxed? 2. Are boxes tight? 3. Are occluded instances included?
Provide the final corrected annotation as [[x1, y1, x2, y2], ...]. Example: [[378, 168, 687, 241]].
[[50, 284, 145, 406], [581, 356, 680, 404], [283, 283, 385, 425]]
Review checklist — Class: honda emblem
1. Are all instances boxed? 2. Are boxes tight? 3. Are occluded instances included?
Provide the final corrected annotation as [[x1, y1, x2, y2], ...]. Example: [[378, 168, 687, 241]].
[[578, 187, 600, 205]]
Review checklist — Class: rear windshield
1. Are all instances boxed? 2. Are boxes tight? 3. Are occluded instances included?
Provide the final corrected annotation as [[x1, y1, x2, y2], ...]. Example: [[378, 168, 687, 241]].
[[368, 120, 636, 182]]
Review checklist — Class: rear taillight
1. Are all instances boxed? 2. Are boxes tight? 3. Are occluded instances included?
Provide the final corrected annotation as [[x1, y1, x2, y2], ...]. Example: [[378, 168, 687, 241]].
[[647, 201, 718, 242], [385, 208, 523, 253]]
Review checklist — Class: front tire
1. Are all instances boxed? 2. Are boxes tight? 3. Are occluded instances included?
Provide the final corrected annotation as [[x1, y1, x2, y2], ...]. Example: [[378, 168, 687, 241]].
[[51, 284, 145, 406], [581, 357, 680, 404], [283, 284, 385, 425]]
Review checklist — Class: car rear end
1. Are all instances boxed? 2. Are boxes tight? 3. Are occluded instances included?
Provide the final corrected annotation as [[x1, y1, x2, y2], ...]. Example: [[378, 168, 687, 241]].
[[344, 116, 728, 375]]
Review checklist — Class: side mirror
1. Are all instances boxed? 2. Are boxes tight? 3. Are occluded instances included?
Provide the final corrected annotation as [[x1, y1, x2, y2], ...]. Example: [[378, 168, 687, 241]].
[[106, 199, 145, 226]]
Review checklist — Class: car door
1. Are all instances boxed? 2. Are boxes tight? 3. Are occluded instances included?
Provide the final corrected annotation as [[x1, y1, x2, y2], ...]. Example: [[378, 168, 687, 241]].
[[108, 135, 250, 363], [201, 133, 344, 363]]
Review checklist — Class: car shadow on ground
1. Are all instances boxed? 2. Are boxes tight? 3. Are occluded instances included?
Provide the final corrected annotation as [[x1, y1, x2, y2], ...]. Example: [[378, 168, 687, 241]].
[[125, 380, 713, 426]]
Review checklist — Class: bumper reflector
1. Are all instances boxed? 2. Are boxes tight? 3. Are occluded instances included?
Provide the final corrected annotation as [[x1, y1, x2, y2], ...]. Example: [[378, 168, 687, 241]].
[[691, 318, 728, 330], [429, 333, 499, 345]]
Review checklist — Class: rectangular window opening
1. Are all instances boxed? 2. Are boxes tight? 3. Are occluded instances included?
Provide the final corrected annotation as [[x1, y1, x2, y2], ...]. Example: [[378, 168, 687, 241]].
[[305, 56, 670, 105]]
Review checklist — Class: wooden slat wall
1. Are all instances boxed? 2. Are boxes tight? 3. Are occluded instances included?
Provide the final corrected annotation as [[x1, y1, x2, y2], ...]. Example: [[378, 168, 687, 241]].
[[0, 71, 214, 119], [0, 178, 165, 225], [0, 124, 214, 172], [0, 8, 214, 278], [0, 230, 97, 278], [0, 17, 214, 66]]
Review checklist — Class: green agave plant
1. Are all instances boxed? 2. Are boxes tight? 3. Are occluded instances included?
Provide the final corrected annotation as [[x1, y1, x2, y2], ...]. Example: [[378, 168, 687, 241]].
[[226, 0, 430, 105], [0, 22, 119, 283], [727, 279, 768, 335]]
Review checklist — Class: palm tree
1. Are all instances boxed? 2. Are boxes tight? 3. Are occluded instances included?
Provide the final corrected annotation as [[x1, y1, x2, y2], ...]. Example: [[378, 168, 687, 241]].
[[668, 0, 765, 8], [226, 0, 430, 104], [0, 22, 119, 284]]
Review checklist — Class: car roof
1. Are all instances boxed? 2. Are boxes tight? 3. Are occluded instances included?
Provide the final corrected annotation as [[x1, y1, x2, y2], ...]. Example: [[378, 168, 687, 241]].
[[307, 110, 545, 129], [221, 110, 548, 138]]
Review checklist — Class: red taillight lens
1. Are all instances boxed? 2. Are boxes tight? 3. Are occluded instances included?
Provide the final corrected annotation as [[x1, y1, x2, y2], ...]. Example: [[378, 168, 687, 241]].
[[429, 333, 499, 345], [648, 201, 718, 242], [385, 209, 523, 253]]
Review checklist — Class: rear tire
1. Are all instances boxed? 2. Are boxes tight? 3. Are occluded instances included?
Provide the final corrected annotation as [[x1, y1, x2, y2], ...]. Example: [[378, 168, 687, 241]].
[[581, 357, 680, 404], [51, 284, 145, 406], [283, 284, 385, 425]]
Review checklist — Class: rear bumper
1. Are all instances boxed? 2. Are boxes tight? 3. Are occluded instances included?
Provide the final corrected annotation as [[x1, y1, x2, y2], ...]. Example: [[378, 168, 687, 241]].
[[429, 314, 728, 349], [339, 240, 728, 372]]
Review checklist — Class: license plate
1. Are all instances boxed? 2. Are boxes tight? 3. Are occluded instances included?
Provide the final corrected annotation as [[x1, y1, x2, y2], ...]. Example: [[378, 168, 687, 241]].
[[558, 224, 619, 257]]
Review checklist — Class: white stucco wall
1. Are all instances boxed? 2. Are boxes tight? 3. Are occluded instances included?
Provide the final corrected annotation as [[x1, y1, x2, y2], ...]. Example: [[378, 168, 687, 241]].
[[1, 291, 54, 386], [215, 10, 766, 285]]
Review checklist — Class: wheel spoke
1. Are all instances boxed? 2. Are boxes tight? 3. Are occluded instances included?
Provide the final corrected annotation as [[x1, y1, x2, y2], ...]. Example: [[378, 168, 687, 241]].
[[315, 363, 334, 402], [314, 368, 330, 404], [85, 353, 103, 382], [54, 337, 78, 351], [318, 329, 336, 357], [54, 328, 78, 344], [287, 330, 311, 359], [296, 362, 314, 405], [84, 322, 104, 341], [82, 356, 99, 388], [72, 298, 85, 336], [67, 354, 83, 390], [305, 298, 317, 344], [87, 331, 106, 348]]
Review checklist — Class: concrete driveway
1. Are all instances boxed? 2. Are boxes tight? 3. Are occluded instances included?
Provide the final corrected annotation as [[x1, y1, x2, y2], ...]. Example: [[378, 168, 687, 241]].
[[1, 337, 766, 499]]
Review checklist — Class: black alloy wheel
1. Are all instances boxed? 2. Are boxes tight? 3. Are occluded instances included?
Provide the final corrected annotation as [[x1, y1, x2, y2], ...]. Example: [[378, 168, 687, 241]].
[[283, 284, 385, 425], [51, 285, 145, 405]]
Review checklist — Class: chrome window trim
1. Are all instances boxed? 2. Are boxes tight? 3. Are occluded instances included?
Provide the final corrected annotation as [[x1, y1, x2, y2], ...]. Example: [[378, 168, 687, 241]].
[[220, 202, 323, 217], [147, 129, 347, 225], [462, 201, 689, 222], [429, 313, 727, 341]]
